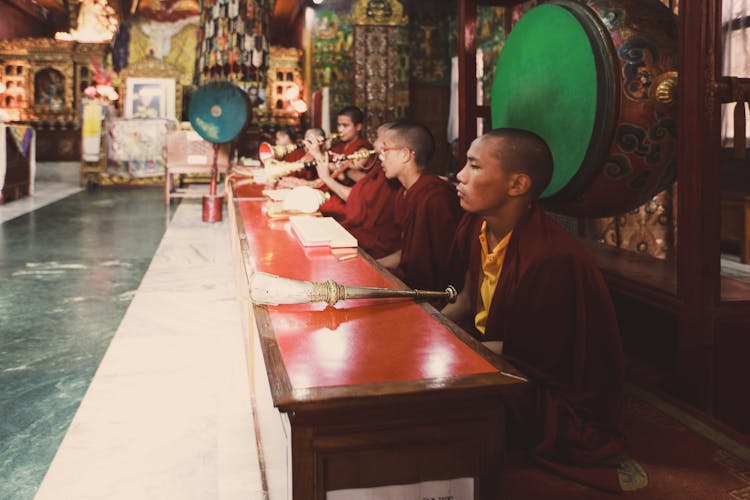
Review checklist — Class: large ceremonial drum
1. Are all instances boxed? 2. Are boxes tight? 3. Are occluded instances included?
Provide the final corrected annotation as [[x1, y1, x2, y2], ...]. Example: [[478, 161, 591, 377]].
[[189, 81, 249, 144], [491, 0, 677, 217], [188, 81, 249, 222]]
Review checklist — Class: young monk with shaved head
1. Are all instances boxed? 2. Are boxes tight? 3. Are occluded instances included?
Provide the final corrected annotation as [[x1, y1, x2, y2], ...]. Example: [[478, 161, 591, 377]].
[[376, 120, 462, 290], [443, 128, 626, 492]]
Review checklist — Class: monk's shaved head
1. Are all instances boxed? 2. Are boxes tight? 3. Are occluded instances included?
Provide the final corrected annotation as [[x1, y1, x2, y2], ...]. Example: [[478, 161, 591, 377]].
[[386, 120, 435, 170], [481, 128, 553, 200]]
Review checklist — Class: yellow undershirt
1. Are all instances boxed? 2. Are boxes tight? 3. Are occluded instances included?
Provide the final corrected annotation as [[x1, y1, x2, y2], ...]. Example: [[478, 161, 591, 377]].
[[474, 221, 512, 335]]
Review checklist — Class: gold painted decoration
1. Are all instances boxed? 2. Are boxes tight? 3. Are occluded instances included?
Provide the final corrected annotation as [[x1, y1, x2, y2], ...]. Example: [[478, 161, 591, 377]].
[[164, 24, 199, 86], [0, 38, 108, 123], [351, 0, 408, 27], [267, 46, 303, 126], [128, 20, 199, 87]]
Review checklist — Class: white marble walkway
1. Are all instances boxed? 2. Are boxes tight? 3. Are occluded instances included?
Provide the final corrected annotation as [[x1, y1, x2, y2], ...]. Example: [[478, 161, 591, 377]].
[[35, 195, 264, 499]]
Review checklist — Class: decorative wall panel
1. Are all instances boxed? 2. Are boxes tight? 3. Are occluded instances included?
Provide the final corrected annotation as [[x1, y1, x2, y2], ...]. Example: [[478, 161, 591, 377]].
[[352, 0, 408, 142], [312, 9, 353, 125], [583, 187, 675, 259]]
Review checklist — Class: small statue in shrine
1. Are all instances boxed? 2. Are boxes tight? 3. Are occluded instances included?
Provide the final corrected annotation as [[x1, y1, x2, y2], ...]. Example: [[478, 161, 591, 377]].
[[366, 0, 393, 21]]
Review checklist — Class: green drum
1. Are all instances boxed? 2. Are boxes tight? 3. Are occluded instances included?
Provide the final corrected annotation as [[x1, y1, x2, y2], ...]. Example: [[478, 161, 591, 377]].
[[491, 0, 677, 217], [189, 81, 249, 144]]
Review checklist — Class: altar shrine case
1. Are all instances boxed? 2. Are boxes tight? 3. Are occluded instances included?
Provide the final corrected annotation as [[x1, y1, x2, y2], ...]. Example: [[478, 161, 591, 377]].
[[229, 181, 527, 499], [0, 124, 35, 203]]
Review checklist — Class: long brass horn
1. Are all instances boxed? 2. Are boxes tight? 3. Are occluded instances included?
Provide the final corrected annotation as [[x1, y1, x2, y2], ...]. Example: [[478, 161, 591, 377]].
[[264, 159, 317, 182], [258, 142, 301, 163], [258, 133, 340, 163], [264, 150, 376, 183], [249, 272, 457, 307]]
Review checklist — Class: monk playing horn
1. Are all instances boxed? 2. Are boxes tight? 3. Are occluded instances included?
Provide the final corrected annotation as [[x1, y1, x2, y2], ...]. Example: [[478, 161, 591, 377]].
[[308, 108, 401, 260]]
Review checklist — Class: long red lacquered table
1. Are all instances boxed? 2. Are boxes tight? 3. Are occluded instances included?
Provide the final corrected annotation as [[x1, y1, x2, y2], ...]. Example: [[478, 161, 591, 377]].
[[229, 180, 526, 500]]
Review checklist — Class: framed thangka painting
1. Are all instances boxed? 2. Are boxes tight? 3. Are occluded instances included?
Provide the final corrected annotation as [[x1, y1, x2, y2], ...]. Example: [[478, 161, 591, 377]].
[[124, 77, 176, 120]]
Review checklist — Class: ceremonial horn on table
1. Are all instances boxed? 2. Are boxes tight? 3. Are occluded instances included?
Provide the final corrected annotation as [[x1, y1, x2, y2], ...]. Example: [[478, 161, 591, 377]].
[[258, 133, 340, 163], [249, 272, 457, 307]]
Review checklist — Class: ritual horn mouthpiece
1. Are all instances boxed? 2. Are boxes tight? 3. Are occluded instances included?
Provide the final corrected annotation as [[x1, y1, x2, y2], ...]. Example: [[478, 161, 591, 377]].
[[249, 272, 457, 307]]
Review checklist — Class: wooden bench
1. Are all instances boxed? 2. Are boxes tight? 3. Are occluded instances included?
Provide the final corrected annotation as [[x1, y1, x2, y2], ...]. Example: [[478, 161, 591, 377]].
[[164, 130, 230, 205]]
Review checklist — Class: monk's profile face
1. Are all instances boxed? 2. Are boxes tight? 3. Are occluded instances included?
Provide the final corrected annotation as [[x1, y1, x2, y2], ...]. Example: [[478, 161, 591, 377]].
[[456, 136, 513, 215], [336, 115, 362, 143], [378, 131, 408, 180]]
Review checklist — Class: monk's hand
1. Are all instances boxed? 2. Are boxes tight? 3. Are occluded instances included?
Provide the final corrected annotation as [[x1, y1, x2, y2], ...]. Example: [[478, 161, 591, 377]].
[[315, 155, 332, 181], [304, 136, 322, 155]]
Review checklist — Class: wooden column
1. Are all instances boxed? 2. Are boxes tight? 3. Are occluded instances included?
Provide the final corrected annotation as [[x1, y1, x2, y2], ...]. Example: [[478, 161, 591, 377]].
[[675, 1, 724, 410], [457, 0, 478, 167]]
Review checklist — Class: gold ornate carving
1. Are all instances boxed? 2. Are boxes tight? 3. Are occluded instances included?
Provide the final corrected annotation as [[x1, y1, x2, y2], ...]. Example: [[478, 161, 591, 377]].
[[650, 71, 678, 106], [117, 54, 183, 117], [0, 39, 106, 122], [354, 25, 404, 142], [266, 46, 303, 126], [0, 38, 73, 53], [351, 0, 408, 27]]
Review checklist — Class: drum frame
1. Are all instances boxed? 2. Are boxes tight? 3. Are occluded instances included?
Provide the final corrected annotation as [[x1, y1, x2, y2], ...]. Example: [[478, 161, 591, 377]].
[[539, 0, 621, 207]]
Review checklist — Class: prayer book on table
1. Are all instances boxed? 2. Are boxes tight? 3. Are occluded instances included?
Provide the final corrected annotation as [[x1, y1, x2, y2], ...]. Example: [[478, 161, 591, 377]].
[[289, 216, 358, 248]]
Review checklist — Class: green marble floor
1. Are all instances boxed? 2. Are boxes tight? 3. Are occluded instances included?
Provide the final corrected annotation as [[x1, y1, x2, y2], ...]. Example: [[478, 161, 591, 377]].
[[0, 187, 172, 500]]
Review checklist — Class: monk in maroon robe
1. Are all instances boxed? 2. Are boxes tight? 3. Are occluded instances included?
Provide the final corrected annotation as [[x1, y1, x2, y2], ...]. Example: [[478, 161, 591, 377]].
[[442, 128, 625, 493], [376, 120, 462, 290], [280, 128, 324, 182], [314, 107, 379, 220], [309, 107, 401, 258]]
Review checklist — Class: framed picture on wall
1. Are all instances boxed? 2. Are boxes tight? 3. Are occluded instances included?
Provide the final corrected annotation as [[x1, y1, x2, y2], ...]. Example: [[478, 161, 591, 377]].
[[124, 77, 176, 120]]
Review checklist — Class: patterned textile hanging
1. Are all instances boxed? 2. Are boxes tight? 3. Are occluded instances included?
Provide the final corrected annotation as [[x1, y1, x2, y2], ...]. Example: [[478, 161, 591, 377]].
[[195, 0, 271, 84]]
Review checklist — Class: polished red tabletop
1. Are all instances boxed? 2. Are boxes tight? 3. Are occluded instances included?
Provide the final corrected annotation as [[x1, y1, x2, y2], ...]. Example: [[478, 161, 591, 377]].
[[233, 182, 498, 390]]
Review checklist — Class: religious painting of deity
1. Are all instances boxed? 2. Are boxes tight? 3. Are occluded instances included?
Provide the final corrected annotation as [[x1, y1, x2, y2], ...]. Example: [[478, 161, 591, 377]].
[[135, 0, 200, 22], [34, 68, 65, 110], [125, 77, 175, 120], [246, 82, 266, 109], [477, 6, 507, 106], [312, 9, 354, 121], [410, 13, 450, 85]]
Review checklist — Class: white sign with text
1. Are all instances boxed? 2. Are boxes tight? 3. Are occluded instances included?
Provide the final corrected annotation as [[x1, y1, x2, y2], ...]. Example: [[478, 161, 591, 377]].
[[326, 477, 473, 500]]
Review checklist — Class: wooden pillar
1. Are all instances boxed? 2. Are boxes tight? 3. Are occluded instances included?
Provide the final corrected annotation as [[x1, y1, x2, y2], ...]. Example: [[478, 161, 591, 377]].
[[457, 0, 478, 167], [676, 1, 723, 410]]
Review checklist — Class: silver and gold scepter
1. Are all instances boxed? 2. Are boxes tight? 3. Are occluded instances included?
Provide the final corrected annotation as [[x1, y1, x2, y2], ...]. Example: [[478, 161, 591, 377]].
[[249, 272, 457, 306]]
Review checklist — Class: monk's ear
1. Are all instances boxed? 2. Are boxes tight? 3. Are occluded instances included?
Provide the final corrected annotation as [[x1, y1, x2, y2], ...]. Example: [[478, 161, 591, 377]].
[[508, 172, 532, 197]]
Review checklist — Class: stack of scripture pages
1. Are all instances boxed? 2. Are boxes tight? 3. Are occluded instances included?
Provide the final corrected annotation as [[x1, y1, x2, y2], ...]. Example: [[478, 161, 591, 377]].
[[289, 216, 358, 248]]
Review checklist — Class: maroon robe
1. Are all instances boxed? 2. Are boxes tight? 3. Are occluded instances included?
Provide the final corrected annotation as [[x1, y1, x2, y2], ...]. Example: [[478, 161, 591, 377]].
[[394, 174, 462, 290], [319, 136, 371, 220], [282, 147, 316, 180], [448, 205, 625, 492], [341, 162, 401, 259]]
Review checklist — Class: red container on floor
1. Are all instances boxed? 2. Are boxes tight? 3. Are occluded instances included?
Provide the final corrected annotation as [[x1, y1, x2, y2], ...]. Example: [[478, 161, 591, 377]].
[[202, 194, 223, 222]]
